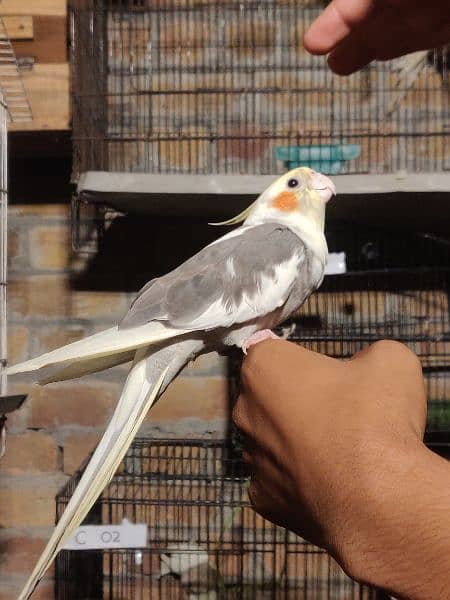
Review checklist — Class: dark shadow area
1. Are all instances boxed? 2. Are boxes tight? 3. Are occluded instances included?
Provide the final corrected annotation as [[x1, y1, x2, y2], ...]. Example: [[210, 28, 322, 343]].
[[71, 214, 231, 292], [8, 131, 73, 204]]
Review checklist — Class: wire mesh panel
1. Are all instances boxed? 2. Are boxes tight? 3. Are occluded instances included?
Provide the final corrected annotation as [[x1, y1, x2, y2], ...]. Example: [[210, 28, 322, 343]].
[[70, 0, 449, 178], [56, 439, 385, 599]]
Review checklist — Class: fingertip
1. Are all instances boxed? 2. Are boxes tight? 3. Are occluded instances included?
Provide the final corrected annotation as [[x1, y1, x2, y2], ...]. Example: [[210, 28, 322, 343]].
[[303, 2, 351, 55], [351, 340, 423, 375], [303, 27, 331, 56]]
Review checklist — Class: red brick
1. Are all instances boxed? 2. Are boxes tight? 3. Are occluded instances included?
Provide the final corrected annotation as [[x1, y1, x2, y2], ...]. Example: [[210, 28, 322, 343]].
[[9, 275, 70, 319], [12, 204, 69, 218], [7, 226, 27, 271], [63, 430, 102, 475], [0, 475, 67, 528], [149, 376, 228, 421], [29, 225, 71, 270], [70, 290, 128, 320], [30, 580, 54, 600], [0, 431, 58, 475], [0, 532, 52, 576], [0, 578, 53, 600], [29, 381, 120, 429], [35, 324, 87, 354], [7, 326, 30, 364], [0, 382, 32, 433]]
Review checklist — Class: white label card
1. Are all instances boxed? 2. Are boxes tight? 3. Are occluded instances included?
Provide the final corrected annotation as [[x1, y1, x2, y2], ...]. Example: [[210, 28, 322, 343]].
[[325, 252, 347, 275], [63, 519, 148, 551]]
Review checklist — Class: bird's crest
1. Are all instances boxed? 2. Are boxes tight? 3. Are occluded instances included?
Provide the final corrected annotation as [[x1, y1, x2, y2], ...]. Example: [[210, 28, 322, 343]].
[[208, 200, 257, 226]]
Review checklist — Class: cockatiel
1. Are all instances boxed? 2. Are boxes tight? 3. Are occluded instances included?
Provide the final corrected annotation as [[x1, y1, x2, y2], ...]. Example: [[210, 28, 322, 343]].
[[8, 166, 335, 600]]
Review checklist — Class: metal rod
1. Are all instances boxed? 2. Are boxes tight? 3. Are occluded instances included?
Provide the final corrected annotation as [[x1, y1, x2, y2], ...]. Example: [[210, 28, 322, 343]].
[[0, 93, 6, 397]]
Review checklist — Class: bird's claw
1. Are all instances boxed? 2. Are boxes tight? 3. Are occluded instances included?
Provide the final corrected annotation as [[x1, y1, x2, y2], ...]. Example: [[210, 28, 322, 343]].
[[242, 330, 280, 355]]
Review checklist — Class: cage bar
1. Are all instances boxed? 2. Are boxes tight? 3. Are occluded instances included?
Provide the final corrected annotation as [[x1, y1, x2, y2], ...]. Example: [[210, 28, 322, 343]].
[[0, 93, 7, 398], [70, 0, 449, 178]]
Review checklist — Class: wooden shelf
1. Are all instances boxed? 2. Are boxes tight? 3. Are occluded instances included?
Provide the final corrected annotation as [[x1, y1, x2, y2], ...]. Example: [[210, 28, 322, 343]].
[[76, 170, 450, 232], [0, 0, 66, 17], [1, 0, 70, 131], [7, 63, 69, 131]]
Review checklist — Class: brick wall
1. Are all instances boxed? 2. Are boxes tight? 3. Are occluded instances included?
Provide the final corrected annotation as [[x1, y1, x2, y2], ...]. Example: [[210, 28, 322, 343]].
[[0, 203, 229, 598]]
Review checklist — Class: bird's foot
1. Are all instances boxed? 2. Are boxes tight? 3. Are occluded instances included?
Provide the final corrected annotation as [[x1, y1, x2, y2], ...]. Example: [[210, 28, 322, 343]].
[[241, 330, 280, 355]]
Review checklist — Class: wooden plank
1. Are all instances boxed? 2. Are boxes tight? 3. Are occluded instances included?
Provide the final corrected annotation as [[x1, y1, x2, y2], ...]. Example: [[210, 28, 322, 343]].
[[12, 16, 67, 63], [8, 63, 70, 131], [3, 16, 34, 39], [0, 0, 66, 17]]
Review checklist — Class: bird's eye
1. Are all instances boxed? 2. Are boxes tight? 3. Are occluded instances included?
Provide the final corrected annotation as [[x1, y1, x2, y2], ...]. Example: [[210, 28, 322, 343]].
[[287, 178, 299, 188]]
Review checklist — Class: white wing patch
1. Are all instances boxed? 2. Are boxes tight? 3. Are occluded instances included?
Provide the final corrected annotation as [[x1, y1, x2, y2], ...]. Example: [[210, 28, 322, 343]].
[[226, 257, 236, 277], [186, 252, 303, 330]]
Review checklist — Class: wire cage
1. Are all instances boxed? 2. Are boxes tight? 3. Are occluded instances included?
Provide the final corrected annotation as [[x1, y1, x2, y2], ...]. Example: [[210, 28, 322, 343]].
[[70, 0, 449, 178], [56, 439, 389, 599]]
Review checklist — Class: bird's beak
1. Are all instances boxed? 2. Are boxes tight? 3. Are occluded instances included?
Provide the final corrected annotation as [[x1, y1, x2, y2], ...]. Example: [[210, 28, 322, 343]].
[[324, 178, 337, 197], [310, 172, 336, 201]]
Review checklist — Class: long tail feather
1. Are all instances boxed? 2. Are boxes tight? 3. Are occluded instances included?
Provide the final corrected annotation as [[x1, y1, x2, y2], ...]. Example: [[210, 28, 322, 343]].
[[17, 337, 203, 600], [36, 349, 136, 385], [17, 348, 168, 600], [7, 321, 187, 380]]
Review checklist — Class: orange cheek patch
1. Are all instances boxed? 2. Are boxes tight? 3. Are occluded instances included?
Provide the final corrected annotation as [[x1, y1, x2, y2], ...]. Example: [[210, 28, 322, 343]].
[[271, 191, 298, 212]]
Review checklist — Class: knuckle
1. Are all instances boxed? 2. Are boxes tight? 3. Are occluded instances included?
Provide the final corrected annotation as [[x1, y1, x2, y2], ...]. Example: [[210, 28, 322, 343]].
[[240, 359, 252, 388], [231, 397, 248, 432], [371, 339, 404, 353], [248, 482, 275, 525], [247, 481, 258, 507], [231, 401, 242, 427], [241, 449, 253, 466], [248, 480, 264, 513], [369, 340, 421, 368]]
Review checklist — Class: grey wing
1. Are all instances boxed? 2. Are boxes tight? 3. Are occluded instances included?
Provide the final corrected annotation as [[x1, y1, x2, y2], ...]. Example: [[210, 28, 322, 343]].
[[119, 223, 307, 331]]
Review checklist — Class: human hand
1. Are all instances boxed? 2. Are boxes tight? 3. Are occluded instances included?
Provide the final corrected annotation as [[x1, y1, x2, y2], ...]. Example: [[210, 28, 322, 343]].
[[303, 0, 450, 74], [233, 340, 450, 596]]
